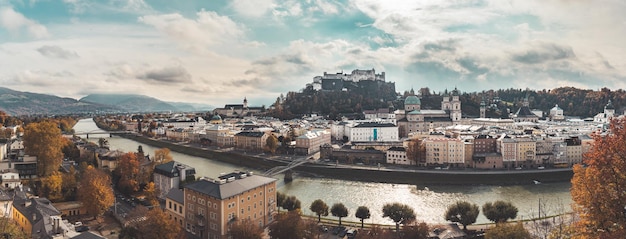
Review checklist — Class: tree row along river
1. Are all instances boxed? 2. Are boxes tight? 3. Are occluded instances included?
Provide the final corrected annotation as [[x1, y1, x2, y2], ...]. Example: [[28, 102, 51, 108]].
[[73, 118, 572, 225]]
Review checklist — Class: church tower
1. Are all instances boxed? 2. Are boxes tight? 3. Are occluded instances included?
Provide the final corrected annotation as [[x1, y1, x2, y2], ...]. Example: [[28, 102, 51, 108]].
[[441, 89, 451, 111], [450, 87, 462, 121], [480, 97, 486, 118], [243, 97, 248, 108]]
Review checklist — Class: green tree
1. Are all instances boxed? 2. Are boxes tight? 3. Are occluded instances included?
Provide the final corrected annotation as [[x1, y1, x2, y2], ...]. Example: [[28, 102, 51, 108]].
[[382, 203, 416, 232], [445, 201, 480, 230], [282, 195, 301, 212], [276, 191, 286, 213], [482, 201, 518, 224], [98, 137, 109, 148], [23, 121, 64, 177], [309, 199, 329, 222], [485, 223, 531, 239], [228, 219, 263, 239], [331, 203, 349, 226], [264, 134, 279, 154], [355, 206, 371, 229]]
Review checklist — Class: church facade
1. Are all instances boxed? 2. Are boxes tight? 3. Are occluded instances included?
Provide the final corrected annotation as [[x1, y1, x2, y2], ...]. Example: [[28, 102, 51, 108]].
[[396, 88, 462, 138]]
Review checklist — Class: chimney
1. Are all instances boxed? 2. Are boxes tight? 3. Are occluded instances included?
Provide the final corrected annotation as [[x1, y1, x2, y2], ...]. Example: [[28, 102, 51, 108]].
[[32, 213, 36, 221]]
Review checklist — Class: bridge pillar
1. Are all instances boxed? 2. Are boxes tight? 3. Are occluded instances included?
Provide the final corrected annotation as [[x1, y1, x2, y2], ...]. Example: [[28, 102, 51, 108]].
[[284, 170, 293, 183]]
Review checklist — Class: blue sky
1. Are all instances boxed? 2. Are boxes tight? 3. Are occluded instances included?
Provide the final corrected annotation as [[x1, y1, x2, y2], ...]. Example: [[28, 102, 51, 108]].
[[1, 0, 625, 107]]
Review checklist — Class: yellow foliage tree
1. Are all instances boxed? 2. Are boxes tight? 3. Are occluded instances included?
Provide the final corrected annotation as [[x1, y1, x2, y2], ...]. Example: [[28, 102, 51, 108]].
[[41, 171, 63, 201], [571, 118, 626, 237], [79, 166, 114, 219], [115, 152, 140, 195], [143, 182, 159, 206], [23, 121, 64, 177], [154, 148, 173, 164]]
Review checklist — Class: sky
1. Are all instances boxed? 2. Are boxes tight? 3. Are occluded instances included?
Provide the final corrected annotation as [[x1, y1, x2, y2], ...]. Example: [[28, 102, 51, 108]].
[[1, 0, 625, 108]]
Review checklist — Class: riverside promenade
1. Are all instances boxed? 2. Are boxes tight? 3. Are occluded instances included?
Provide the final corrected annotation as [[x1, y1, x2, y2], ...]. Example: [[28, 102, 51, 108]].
[[115, 133, 573, 185]]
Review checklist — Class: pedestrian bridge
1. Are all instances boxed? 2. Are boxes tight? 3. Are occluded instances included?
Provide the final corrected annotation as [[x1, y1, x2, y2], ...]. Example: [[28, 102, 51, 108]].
[[263, 156, 312, 176], [73, 130, 131, 138]]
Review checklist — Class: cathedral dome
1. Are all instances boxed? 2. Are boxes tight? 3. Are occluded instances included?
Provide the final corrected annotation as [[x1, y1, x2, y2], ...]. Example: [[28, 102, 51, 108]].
[[404, 95, 421, 105]]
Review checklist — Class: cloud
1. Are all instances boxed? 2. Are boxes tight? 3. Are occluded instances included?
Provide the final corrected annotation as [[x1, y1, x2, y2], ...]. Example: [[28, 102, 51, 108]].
[[0, 6, 49, 38], [62, 0, 90, 13], [11, 70, 74, 86], [511, 42, 576, 64], [231, 0, 275, 18], [36, 45, 79, 59], [138, 65, 192, 84], [138, 10, 246, 51]]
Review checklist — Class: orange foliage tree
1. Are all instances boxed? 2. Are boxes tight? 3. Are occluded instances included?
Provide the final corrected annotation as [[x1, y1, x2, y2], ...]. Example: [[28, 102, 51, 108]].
[[23, 121, 64, 177], [79, 166, 114, 219], [571, 118, 626, 237], [115, 152, 140, 195], [133, 208, 182, 239]]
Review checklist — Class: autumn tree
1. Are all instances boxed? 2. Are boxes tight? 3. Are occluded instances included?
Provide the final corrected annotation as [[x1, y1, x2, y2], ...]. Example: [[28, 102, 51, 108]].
[[445, 201, 480, 230], [61, 166, 78, 200], [571, 118, 626, 237], [402, 222, 430, 239], [40, 171, 63, 201], [79, 166, 114, 219], [485, 222, 531, 239], [115, 152, 140, 195], [23, 121, 64, 177], [0, 217, 27, 239], [355, 206, 371, 229], [405, 138, 426, 165], [264, 134, 279, 154], [382, 202, 416, 232], [228, 218, 263, 239], [482, 201, 518, 224], [143, 182, 159, 206], [134, 208, 182, 239], [309, 199, 329, 222], [331, 203, 349, 226], [268, 211, 305, 239], [154, 148, 173, 164]]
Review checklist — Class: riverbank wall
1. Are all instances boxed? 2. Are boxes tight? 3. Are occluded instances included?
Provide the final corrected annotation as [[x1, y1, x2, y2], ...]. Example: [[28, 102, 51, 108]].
[[116, 133, 573, 185]]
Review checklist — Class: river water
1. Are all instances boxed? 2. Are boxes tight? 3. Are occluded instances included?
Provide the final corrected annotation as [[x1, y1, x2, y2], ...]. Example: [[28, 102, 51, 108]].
[[74, 119, 572, 225]]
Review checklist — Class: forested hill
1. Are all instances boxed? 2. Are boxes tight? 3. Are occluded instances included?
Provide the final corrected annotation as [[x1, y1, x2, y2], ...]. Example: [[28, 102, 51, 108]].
[[268, 86, 626, 120]]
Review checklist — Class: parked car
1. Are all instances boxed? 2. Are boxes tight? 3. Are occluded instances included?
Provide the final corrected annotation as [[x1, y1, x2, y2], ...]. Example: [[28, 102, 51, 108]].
[[75, 225, 89, 232]]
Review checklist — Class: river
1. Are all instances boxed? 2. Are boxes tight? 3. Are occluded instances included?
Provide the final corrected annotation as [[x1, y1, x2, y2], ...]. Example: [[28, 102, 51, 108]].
[[73, 118, 573, 225]]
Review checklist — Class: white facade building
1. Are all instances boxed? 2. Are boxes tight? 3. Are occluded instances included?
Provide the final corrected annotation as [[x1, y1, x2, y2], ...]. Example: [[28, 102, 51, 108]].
[[349, 122, 398, 142]]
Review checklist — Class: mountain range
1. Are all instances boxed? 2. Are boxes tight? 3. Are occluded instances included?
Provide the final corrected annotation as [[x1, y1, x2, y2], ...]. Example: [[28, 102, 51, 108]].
[[0, 87, 212, 115]]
